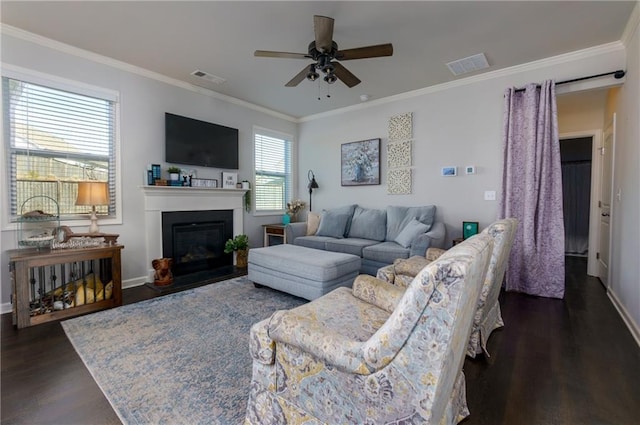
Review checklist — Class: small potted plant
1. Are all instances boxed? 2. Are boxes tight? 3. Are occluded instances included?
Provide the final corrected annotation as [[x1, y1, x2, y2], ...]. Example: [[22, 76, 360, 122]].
[[167, 166, 181, 181], [224, 234, 249, 268]]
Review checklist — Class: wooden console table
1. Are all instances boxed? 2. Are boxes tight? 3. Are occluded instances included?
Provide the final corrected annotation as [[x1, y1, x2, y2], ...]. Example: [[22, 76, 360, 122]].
[[9, 245, 124, 328]]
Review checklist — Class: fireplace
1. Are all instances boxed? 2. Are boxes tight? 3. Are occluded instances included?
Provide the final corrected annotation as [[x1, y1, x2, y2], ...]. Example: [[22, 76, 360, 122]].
[[162, 210, 233, 276], [141, 186, 246, 292]]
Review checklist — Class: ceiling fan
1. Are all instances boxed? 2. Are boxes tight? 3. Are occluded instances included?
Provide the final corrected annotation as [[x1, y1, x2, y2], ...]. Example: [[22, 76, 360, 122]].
[[254, 15, 393, 88]]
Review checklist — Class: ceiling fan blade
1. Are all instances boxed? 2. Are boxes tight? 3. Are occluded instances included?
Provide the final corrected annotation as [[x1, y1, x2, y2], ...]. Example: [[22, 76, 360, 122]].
[[254, 50, 309, 59], [314, 15, 334, 52], [332, 62, 361, 88], [285, 66, 310, 87], [335, 43, 394, 61]]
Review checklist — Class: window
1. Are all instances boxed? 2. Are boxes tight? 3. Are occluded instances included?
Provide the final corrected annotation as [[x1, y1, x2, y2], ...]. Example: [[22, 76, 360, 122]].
[[253, 128, 293, 213], [3, 74, 117, 220]]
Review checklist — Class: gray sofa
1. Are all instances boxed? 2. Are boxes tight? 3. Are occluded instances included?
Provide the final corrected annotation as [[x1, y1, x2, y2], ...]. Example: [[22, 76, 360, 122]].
[[285, 204, 446, 275]]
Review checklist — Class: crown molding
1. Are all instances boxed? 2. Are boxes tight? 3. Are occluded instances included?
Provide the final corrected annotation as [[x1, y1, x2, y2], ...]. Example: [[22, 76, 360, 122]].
[[1, 23, 627, 125], [300, 41, 626, 122], [0, 24, 298, 123], [621, 1, 640, 47]]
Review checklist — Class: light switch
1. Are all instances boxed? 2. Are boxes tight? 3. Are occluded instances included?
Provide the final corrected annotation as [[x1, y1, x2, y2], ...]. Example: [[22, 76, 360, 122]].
[[484, 190, 496, 201]]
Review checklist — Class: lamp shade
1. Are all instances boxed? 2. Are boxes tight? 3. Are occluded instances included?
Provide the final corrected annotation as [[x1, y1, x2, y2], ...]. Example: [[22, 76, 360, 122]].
[[76, 182, 109, 206], [308, 170, 319, 190]]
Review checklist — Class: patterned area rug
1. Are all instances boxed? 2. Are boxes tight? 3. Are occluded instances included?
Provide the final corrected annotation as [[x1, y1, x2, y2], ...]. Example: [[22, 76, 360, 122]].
[[62, 277, 305, 424]]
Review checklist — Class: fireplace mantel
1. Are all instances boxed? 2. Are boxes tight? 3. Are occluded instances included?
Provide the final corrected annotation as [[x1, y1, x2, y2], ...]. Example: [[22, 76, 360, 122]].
[[141, 186, 247, 278]]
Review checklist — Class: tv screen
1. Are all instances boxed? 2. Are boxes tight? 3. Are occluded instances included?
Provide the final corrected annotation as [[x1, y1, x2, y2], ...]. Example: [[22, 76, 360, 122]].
[[165, 113, 239, 169]]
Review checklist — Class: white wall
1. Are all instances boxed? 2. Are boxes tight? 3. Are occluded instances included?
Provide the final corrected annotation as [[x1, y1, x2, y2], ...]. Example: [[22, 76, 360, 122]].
[[609, 8, 640, 343], [0, 32, 296, 305]]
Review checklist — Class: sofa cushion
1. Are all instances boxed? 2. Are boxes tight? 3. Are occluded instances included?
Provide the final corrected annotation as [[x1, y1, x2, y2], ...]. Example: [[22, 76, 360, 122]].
[[385, 205, 436, 241], [324, 204, 357, 236], [362, 241, 411, 264], [316, 211, 350, 238], [294, 235, 336, 250], [347, 206, 386, 241], [394, 218, 429, 248], [306, 212, 321, 236], [325, 238, 379, 257]]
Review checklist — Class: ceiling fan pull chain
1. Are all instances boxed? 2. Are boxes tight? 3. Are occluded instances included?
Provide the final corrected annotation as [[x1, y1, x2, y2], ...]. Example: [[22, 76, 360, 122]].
[[317, 80, 321, 100], [326, 83, 331, 98]]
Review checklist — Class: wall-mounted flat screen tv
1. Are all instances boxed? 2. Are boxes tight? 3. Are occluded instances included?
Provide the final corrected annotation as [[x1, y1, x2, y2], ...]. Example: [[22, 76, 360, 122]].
[[165, 112, 239, 169]]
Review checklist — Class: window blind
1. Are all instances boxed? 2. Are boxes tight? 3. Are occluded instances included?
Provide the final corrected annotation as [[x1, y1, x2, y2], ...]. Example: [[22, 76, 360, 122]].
[[3, 76, 116, 219], [254, 131, 292, 212]]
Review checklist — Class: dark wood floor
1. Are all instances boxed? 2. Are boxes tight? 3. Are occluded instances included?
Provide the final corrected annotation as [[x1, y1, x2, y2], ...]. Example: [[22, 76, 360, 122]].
[[2, 257, 639, 424]]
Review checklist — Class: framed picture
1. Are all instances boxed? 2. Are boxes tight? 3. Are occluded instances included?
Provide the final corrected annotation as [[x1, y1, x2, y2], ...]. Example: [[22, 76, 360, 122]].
[[465, 165, 476, 175], [222, 172, 237, 189], [441, 166, 457, 177], [462, 221, 479, 239], [191, 178, 218, 188], [341, 138, 380, 186]]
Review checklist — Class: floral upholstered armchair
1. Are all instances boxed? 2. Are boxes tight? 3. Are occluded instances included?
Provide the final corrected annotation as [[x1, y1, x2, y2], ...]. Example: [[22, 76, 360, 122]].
[[245, 233, 494, 425], [377, 218, 518, 357]]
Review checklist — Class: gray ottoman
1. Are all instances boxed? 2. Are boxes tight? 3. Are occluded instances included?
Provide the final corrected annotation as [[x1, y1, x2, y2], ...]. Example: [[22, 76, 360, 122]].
[[248, 244, 361, 300]]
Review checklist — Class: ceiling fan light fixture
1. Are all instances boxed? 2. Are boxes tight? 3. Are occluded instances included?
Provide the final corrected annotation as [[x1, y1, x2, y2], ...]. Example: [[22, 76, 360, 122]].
[[321, 63, 335, 74], [324, 73, 337, 84], [306, 65, 319, 81]]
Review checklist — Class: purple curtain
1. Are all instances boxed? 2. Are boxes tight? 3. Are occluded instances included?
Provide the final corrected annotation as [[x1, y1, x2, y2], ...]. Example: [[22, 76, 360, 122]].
[[499, 81, 565, 299]]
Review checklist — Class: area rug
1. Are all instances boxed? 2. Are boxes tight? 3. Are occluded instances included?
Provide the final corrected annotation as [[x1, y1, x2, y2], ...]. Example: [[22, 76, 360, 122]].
[[62, 277, 306, 425]]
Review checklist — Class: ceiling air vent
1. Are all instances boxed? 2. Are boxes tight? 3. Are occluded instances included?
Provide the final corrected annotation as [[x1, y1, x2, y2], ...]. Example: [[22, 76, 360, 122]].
[[191, 69, 226, 84], [446, 53, 490, 76]]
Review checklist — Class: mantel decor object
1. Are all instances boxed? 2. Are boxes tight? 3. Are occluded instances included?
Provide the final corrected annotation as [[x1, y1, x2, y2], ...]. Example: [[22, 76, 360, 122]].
[[222, 172, 238, 189]]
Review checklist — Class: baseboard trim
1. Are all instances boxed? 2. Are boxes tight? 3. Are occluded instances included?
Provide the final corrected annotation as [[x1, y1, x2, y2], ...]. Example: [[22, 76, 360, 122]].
[[123, 276, 148, 289], [1, 302, 11, 315], [608, 288, 640, 347]]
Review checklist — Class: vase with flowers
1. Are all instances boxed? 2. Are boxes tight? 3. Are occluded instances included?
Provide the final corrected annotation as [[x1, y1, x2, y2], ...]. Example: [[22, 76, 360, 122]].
[[285, 199, 306, 223]]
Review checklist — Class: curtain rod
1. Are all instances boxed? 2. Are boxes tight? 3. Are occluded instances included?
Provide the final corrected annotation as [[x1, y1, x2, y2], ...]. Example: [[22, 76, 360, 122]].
[[514, 70, 626, 92]]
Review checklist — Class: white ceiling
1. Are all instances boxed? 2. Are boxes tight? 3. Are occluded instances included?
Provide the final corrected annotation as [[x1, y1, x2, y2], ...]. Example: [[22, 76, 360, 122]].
[[1, 1, 635, 119]]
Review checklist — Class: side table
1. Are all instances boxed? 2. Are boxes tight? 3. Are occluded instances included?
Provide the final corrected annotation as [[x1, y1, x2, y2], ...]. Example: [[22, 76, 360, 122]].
[[262, 223, 287, 247]]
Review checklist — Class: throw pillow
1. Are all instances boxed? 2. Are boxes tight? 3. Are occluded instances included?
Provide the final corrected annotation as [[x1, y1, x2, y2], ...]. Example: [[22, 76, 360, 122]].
[[386, 205, 436, 241], [324, 204, 357, 236], [315, 211, 350, 239], [348, 206, 387, 241], [394, 218, 429, 248], [306, 212, 321, 236]]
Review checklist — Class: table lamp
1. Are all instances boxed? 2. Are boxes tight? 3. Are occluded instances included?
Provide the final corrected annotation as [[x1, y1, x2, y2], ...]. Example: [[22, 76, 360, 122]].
[[76, 181, 109, 233]]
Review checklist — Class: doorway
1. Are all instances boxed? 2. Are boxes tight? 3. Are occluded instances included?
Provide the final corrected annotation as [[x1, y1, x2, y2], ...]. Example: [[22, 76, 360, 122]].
[[560, 137, 593, 257]]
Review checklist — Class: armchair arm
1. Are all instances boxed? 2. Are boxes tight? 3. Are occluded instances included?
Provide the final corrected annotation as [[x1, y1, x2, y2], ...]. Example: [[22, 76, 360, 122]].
[[284, 222, 307, 243], [426, 247, 447, 262], [248, 318, 276, 365], [268, 310, 372, 375], [410, 221, 446, 256], [392, 256, 431, 277], [352, 275, 405, 313]]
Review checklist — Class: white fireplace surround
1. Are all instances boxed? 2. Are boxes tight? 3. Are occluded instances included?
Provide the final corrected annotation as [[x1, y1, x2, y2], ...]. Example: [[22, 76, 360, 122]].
[[141, 186, 246, 279]]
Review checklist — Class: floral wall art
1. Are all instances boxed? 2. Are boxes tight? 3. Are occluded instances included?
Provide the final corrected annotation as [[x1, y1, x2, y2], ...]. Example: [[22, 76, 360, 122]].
[[387, 112, 413, 194], [341, 139, 380, 186]]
